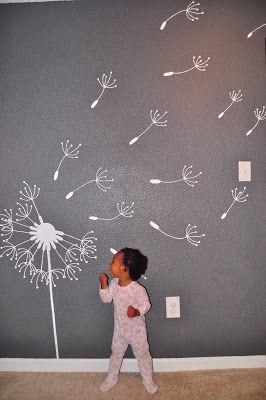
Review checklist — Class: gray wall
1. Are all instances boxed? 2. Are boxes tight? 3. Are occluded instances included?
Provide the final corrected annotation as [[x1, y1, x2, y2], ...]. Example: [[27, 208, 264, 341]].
[[0, 0, 265, 359]]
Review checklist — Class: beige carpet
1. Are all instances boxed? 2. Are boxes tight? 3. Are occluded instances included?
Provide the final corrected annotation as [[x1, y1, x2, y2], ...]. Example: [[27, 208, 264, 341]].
[[0, 369, 265, 400]]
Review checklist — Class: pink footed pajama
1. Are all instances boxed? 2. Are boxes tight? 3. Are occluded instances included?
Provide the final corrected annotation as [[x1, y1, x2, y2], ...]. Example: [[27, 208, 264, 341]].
[[99, 278, 158, 393]]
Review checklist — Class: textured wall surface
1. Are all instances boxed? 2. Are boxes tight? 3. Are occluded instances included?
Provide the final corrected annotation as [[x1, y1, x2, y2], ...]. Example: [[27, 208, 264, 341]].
[[0, 0, 265, 358]]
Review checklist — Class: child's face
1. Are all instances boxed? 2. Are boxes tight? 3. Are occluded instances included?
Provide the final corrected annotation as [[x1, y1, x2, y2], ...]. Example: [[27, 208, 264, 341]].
[[109, 251, 125, 277]]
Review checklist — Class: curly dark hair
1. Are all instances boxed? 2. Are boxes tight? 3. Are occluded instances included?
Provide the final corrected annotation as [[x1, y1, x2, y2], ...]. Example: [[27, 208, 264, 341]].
[[120, 248, 148, 281]]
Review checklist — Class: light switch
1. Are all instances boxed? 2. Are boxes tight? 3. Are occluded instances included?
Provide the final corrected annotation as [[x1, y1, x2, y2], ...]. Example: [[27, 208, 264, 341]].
[[166, 296, 180, 318], [238, 161, 251, 181]]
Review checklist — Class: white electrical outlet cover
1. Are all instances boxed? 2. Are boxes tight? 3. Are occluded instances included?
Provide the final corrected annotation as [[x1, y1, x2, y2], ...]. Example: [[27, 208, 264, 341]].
[[238, 161, 251, 181], [166, 296, 180, 318]]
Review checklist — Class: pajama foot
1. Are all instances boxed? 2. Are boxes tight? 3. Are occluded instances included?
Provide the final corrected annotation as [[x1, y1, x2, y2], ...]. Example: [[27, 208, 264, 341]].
[[142, 380, 158, 394], [100, 376, 119, 392]]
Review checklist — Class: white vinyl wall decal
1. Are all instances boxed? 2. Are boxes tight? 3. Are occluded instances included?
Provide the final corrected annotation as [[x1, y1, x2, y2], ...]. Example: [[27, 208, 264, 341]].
[[54, 140, 81, 181], [129, 109, 167, 145], [150, 221, 205, 247], [160, 1, 204, 31], [91, 71, 117, 109], [89, 202, 134, 221], [221, 187, 248, 220], [109, 247, 147, 279], [0, 182, 97, 359], [246, 106, 266, 136], [150, 165, 202, 187], [247, 23, 266, 38], [218, 90, 243, 119], [163, 56, 210, 77], [66, 166, 113, 199]]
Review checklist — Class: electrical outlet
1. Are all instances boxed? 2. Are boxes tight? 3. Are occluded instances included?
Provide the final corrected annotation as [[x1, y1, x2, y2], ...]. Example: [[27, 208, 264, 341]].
[[166, 296, 180, 318], [238, 161, 251, 181]]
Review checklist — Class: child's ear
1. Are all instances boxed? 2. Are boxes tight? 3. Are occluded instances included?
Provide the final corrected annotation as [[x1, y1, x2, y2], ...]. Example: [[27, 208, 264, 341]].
[[119, 263, 126, 271], [120, 263, 127, 272]]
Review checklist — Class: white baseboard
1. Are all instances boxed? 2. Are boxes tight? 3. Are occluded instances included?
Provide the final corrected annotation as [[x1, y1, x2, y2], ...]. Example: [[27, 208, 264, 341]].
[[0, 356, 265, 372]]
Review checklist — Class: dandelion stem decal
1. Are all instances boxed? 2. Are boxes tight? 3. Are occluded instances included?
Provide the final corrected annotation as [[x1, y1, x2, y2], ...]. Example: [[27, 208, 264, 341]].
[[247, 23, 266, 38], [160, 1, 204, 30], [54, 140, 81, 181], [221, 187, 248, 220], [218, 90, 243, 119], [163, 56, 210, 77], [0, 181, 97, 358], [91, 71, 117, 109], [90, 202, 134, 221], [47, 248, 59, 358], [246, 106, 266, 136], [110, 247, 147, 279], [150, 221, 205, 247], [129, 109, 167, 145], [66, 167, 114, 199], [150, 165, 202, 187]]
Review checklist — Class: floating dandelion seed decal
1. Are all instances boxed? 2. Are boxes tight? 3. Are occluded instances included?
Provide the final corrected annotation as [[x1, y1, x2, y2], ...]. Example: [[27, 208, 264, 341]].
[[54, 140, 81, 181], [163, 56, 210, 77], [109, 248, 147, 279], [0, 181, 97, 359], [246, 106, 266, 136], [160, 1, 204, 31], [66, 167, 114, 199], [91, 71, 117, 109], [89, 202, 134, 221], [150, 165, 202, 187], [129, 109, 167, 145], [150, 221, 205, 247], [218, 90, 243, 119], [221, 187, 248, 220], [247, 23, 266, 38]]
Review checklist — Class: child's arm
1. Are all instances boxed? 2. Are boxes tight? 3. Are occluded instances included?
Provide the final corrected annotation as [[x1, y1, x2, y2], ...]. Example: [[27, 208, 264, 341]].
[[99, 274, 114, 303], [127, 286, 151, 318]]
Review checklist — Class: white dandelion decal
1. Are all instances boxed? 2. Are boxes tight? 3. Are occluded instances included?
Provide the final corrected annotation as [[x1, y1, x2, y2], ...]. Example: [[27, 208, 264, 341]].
[[221, 187, 248, 220], [246, 106, 266, 136], [163, 56, 210, 77], [54, 140, 81, 181], [160, 1, 204, 31], [66, 166, 114, 199], [91, 71, 117, 109], [218, 90, 243, 119], [0, 181, 97, 359], [150, 165, 202, 187], [129, 109, 167, 145], [89, 202, 134, 221], [247, 23, 266, 38], [109, 248, 147, 279], [150, 221, 205, 247]]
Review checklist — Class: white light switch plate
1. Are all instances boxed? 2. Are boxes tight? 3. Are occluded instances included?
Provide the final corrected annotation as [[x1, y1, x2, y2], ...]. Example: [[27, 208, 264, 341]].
[[166, 296, 180, 318], [238, 161, 251, 181]]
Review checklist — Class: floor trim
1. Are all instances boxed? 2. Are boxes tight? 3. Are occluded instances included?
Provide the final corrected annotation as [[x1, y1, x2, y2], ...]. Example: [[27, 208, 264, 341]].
[[0, 356, 265, 372]]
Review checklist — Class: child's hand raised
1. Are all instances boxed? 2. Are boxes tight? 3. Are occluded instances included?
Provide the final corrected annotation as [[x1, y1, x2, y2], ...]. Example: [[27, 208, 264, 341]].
[[99, 273, 108, 289], [127, 305, 140, 318]]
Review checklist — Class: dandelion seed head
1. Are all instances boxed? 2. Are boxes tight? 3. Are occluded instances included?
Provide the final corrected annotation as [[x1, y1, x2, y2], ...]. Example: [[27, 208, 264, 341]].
[[1, 182, 98, 289]]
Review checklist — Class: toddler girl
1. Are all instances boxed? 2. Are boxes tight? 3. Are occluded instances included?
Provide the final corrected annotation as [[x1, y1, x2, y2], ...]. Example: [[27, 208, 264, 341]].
[[98, 247, 158, 394]]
